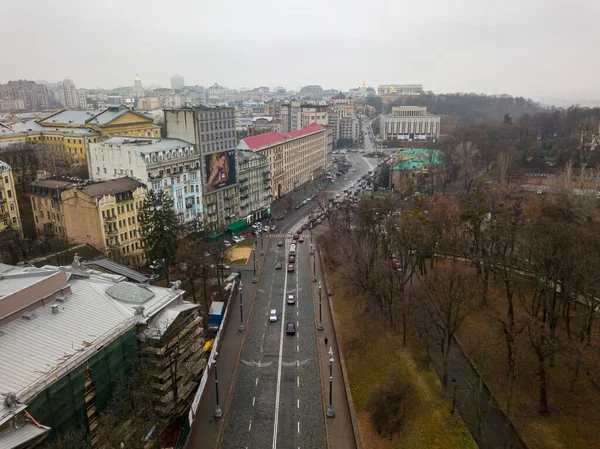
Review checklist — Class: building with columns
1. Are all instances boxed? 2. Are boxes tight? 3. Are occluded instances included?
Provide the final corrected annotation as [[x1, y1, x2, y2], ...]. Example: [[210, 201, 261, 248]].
[[380, 106, 440, 141]]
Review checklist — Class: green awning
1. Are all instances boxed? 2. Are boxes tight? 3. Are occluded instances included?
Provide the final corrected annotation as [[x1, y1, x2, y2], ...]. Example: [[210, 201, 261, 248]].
[[227, 219, 248, 234], [208, 229, 224, 242]]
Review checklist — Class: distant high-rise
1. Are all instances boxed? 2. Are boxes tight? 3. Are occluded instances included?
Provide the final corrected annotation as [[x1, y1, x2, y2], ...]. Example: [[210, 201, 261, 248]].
[[171, 74, 184, 91], [57, 79, 87, 109], [0, 80, 50, 110]]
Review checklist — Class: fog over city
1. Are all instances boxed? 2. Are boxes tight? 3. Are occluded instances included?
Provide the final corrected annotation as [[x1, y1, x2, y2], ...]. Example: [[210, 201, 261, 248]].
[[3, 0, 599, 103]]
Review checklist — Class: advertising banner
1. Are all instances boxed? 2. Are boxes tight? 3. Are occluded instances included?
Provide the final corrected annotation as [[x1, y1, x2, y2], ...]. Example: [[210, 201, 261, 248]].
[[204, 150, 237, 192]]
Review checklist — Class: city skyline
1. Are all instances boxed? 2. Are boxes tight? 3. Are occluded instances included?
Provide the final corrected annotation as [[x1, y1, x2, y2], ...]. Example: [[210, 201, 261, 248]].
[[2, 0, 599, 105]]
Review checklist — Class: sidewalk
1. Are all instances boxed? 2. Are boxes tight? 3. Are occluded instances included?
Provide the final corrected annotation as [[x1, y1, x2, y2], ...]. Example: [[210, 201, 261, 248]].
[[186, 250, 266, 449], [312, 245, 359, 449]]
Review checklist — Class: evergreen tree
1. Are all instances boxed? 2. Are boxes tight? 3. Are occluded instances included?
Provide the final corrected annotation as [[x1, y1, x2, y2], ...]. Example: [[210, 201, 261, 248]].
[[138, 190, 180, 283]]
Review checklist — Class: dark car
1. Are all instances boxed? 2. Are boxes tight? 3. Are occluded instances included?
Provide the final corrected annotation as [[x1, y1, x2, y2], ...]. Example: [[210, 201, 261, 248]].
[[287, 264, 295, 273], [297, 228, 303, 234], [277, 240, 284, 247], [301, 223, 309, 230], [298, 236, 305, 243], [288, 255, 296, 263], [275, 261, 282, 270], [277, 215, 285, 221], [293, 234, 300, 240], [295, 204, 301, 210], [286, 322, 296, 335]]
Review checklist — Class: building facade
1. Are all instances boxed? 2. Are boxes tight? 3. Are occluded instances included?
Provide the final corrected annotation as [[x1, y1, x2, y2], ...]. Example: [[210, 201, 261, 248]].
[[380, 106, 440, 141], [61, 178, 147, 265], [88, 137, 203, 221], [164, 105, 239, 230], [238, 123, 328, 199], [171, 74, 184, 91], [57, 79, 87, 109], [377, 84, 423, 97], [0, 80, 50, 110], [281, 101, 329, 133], [27, 178, 75, 239], [0, 161, 23, 234], [237, 149, 271, 222]]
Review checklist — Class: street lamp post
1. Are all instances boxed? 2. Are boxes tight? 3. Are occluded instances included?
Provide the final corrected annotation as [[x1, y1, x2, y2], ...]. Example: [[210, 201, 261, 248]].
[[214, 359, 222, 418], [252, 245, 257, 284], [327, 346, 335, 418], [239, 282, 244, 332], [312, 244, 317, 282], [318, 282, 323, 330], [451, 378, 458, 414], [260, 229, 264, 255]]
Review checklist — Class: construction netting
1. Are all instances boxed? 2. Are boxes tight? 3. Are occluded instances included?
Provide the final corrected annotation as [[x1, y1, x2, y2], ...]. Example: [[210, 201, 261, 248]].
[[26, 328, 138, 440]]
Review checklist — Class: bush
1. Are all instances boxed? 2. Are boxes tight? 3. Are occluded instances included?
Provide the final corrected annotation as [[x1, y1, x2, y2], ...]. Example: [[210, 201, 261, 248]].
[[368, 372, 414, 438]]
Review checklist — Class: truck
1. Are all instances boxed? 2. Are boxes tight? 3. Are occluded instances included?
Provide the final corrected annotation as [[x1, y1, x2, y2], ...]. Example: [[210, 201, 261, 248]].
[[208, 301, 225, 326]]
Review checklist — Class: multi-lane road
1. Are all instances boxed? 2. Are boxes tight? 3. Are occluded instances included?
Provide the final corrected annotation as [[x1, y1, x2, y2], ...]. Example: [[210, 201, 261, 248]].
[[218, 152, 370, 449]]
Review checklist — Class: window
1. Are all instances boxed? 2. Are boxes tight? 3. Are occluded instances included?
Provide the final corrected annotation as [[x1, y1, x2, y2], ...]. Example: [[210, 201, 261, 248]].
[[7, 190, 11, 199], [10, 203, 15, 212], [4, 176, 8, 184]]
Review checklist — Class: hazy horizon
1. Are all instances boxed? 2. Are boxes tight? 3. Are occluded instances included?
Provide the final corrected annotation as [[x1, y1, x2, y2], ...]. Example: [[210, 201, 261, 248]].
[[3, 0, 599, 105]]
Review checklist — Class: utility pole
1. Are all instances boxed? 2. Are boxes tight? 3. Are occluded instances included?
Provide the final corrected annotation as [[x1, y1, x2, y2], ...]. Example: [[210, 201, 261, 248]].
[[239, 282, 244, 332], [312, 244, 317, 282], [214, 358, 222, 418], [252, 245, 257, 284], [260, 229, 264, 255], [318, 282, 323, 331], [327, 346, 335, 418]]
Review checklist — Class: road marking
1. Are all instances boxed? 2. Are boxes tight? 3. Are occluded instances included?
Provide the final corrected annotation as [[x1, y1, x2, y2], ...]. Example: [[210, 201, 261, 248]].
[[296, 321, 299, 327], [296, 332, 299, 339], [297, 376, 299, 387], [298, 421, 300, 434], [256, 377, 259, 387], [272, 243, 289, 449], [249, 420, 252, 431], [297, 345, 299, 352], [297, 360, 299, 367], [297, 398, 300, 408], [253, 397, 256, 406]]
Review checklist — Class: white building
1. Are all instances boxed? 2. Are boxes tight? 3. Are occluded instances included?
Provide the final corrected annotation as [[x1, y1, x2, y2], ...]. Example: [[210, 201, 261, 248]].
[[88, 137, 203, 220], [281, 101, 328, 133], [57, 79, 87, 109], [380, 106, 440, 141], [237, 149, 271, 222]]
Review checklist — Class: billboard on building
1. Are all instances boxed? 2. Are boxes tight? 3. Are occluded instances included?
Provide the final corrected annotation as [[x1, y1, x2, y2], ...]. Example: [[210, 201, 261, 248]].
[[204, 150, 237, 192]]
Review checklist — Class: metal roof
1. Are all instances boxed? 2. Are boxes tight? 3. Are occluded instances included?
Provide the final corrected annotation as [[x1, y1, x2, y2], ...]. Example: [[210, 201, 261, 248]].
[[39, 110, 98, 126], [79, 177, 145, 198], [0, 266, 183, 424], [83, 258, 149, 283], [106, 282, 155, 303], [95, 136, 194, 154], [0, 423, 51, 449], [143, 303, 199, 340]]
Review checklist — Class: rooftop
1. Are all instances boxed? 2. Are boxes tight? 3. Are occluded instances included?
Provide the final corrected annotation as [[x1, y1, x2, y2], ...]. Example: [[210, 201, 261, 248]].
[[237, 149, 267, 163], [10, 118, 99, 136], [83, 259, 149, 284], [286, 123, 326, 138], [80, 177, 145, 198], [28, 178, 78, 190], [38, 110, 98, 126], [392, 148, 443, 171], [239, 123, 327, 151], [0, 263, 183, 424], [86, 105, 149, 126], [95, 136, 193, 154]]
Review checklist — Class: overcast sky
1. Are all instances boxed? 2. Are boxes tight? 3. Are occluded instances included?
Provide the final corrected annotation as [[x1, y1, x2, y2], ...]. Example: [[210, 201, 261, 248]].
[[3, 0, 599, 103]]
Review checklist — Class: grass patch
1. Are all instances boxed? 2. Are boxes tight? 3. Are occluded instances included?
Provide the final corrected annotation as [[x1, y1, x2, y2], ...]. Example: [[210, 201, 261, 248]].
[[236, 237, 256, 247], [478, 170, 495, 182], [230, 258, 247, 266], [333, 288, 476, 449]]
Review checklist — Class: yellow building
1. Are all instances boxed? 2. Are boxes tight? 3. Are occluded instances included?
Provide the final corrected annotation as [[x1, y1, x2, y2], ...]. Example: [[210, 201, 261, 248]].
[[61, 177, 147, 266], [1, 105, 161, 165], [26, 177, 76, 239], [0, 160, 23, 235]]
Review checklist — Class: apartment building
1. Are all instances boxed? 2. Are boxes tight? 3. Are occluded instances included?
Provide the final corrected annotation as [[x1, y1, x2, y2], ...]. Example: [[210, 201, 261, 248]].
[[27, 178, 76, 239], [57, 79, 87, 109], [61, 178, 147, 265], [238, 123, 328, 199], [0, 161, 23, 234], [281, 101, 329, 133], [0, 80, 50, 110], [88, 137, 203, 221], [164, 104, 239, 229], [237, 149, 271, 222]]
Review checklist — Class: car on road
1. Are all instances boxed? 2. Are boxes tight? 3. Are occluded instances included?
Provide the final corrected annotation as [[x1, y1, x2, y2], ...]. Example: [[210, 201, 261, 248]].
[[335, 193, 341, 198], [287, 294, 295, 305], [298, 236, 305, 243], [223, 240, 232, 248], [270, 309, 278, 322], [293, 233, 299, 240], [287, 264, 295, 273], [277, 215, 285, 220], [232, 235, 243, 243], [301, 223, 308, 230], [277, 240, 284, 247], [297, 228, 303, 234], [286, 322, 296, 335], [270, 224, 277, 231], [295, 204, 301, 210], [275, 261, 282, 270], [288, 254, 296, 263], [263, 225, 270, 232]]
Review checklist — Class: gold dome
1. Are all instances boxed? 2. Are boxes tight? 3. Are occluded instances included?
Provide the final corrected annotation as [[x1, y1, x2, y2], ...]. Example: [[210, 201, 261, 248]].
[[134, 73, 141, 82]]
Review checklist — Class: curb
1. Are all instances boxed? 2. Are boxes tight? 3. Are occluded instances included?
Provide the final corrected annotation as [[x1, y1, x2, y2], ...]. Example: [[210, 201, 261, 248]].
[[318, 248, 362, 449]]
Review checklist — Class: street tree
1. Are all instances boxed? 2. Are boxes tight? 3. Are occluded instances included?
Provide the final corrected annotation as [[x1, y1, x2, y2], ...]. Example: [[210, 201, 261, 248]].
[[138, 190, 180, 283], [452, 141, 480, 193]]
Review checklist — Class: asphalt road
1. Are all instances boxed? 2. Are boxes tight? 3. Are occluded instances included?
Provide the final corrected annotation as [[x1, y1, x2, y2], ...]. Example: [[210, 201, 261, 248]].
[[219, 154, 370, 449]]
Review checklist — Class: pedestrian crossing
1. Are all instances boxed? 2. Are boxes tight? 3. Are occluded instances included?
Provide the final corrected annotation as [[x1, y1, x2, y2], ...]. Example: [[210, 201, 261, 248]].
[[266, 233, 295, 238]]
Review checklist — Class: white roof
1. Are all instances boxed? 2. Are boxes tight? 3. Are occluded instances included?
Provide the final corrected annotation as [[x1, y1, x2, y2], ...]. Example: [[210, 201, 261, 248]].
[[0, 268, 183, 424]]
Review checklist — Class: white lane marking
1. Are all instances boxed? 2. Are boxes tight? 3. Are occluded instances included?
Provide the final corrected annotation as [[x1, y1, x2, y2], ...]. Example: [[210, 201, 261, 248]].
[[297, 398, 300, 408], [249, 420, 252, 431], [256, 377, 259, 387], [296, 332, 299, 339], [272, 241, 289, 449], [253, 397, 256, 406], [296, 321, 299, 327], [297, 360, 299, 367], [298, 421, 300, 434], [297, 376, 299, 387], [297, 345, 299, 352]]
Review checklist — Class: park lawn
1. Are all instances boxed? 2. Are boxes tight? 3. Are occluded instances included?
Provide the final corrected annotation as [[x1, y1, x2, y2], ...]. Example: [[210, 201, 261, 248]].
[[434, 259, 600, 449], [333, 287, 476, 449], [478, 170, 496, 182], [236, 237, 256, 247], [230, 258, 247, 266]]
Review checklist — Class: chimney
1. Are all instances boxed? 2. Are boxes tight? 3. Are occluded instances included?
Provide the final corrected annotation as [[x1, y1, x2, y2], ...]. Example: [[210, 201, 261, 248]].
[[52, 305, 59, 314]]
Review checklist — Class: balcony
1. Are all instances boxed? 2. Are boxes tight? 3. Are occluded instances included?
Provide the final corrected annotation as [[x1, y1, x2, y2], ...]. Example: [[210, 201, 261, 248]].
[[264, 194, 271, 199], [239, 177, 249, 184], [263, 170, 271, 175], [264, 185, 271, 190], [263, 177, 271, 182], [240, 185, 249, 192], [224, 193, 233, 200], [106, 228, 118, 235], [241, 203, 250, 209], [206, 201, 217, 207], [104, 215, 117, 222], [240, 194, 249, 201]]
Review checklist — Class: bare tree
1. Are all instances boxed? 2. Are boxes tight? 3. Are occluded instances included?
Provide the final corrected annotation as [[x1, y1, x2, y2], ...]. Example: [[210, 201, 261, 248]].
[[452, 141, 481, 193]]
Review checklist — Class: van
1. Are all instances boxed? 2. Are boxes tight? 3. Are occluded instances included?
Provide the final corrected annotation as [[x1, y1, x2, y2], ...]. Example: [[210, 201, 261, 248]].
[[289, 244, 297, 256]]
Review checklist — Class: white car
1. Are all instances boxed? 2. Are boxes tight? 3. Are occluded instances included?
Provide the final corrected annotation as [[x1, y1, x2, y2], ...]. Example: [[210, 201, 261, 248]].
[[263, 225, 270, 231], [269, 309, 278, 322], [232, 236, 243, 243]]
